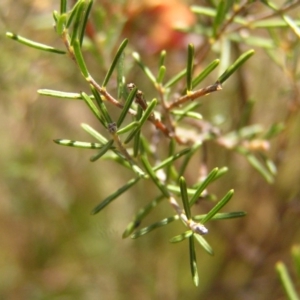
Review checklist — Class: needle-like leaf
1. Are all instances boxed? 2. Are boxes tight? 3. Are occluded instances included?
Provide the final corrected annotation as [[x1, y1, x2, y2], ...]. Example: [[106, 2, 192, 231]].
[[124, 99, 157, 144], [70, 0, 86, 46], [194, 234, 214, 256], [170, 230, 193, 243], [73, 39, 89, 78], [91, 177, 140, 214], [117, 86, 137, 128], [102, 39, 128, 87], [276, 261, 300, 300], [131, 215, 179, 238], [179, 177, 192, 219], [123, 195, 165, 238], [186, 44, 194, 93], [80, 0, 94, 45], [189, 237, 199, 286], [60, 0, 67, 14], [189, 168, 219, 206], [54, 139, 102, 149], [90, 139, 114, 162], [141, 156, 170, 198], [6, 32, 65, 54], [132, 52, 156, 83], [201, 189, 234, 224], [218, 49, 255, 83]]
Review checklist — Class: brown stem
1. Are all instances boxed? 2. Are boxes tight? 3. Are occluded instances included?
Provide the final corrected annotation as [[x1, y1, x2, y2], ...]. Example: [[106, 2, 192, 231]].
[[167, 82, 222, 110]]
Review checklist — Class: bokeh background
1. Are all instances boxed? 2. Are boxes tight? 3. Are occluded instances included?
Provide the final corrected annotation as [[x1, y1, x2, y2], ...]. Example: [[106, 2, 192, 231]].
[[1, 0, 300, 299]]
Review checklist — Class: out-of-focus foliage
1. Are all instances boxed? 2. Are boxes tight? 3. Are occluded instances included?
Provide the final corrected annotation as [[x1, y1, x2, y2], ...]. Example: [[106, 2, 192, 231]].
[[1, 0, 300, 299]]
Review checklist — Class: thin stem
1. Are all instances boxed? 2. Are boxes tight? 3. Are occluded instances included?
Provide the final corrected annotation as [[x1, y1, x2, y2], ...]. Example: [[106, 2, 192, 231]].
[[61, 30, 179, 140], [168, 197, 208, 235], [167, 82, 222, 110]]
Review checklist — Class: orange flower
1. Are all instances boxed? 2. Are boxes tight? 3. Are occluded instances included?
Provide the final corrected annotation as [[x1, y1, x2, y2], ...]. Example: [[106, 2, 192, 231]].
[[123, 0, 196, 54]]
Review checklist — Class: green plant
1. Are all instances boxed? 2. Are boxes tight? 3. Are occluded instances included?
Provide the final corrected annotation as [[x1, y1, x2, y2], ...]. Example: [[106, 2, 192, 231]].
[[276, 245, 300, 300], [6, 0, 300, 288]]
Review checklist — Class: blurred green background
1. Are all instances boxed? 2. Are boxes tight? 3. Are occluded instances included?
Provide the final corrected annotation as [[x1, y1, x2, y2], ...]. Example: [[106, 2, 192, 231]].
[[1, 0, 300, 299]]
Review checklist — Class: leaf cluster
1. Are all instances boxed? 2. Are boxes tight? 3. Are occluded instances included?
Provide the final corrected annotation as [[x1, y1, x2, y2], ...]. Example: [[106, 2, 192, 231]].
[[6, 0, 300, 286]]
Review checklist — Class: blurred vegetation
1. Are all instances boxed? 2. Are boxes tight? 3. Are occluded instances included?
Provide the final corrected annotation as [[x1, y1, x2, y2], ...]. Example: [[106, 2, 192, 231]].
[[1, 0, 300, 299]]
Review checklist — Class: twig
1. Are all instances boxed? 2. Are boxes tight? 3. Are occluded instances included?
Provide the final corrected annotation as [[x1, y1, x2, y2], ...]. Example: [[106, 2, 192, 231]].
[[167, 82, 222, 110]]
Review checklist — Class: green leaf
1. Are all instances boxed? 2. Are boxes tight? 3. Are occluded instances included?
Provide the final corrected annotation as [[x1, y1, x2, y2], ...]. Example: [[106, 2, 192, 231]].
[[81, 92, 104, 124], [167, 139, 176, 182], [117, 50, 125, 100], [267, 2, 300, 39], [217, 49, 255, 84], [212, 0, 226, 38], [53, 139, 102, 149], [159, 50, 166, 67], [132, 52, 156, 83], [6, 32, 66, 54], [53, 10, 59, 23], [117, 86, 137, 128], [70, 0, 86, 46], [194, 234, 214, 256], [229, 33, 275, 49], [102, 39, 128, 87], [81, 123, 108, 144], [133, 128, 141, 158], [38, 89, 83, 99], [189, 168, 219, 206], [122, 221, 140, 239], [253, 18, 300, 29], [167, 185, 197, 197], [164, 68, 187, 88], [191, 5, 248, 26], [133, 210, 246, 240], [171, 110, 202, 120], [56, 13, 68, 35], [90, 139, 114, 162], [213, 167, 229, 181], [90, 86, 112, 124], [194, 211, 247, 221], [201, 189, 234, 224], [124, 99, 157, 144], [192, 59, 220, 89], [263, 156, 277, 176], [123, 195, 165, 238], [60, 0, 67, 14], [186, 44, 194, 92], [66, 0, 83, 28], [191, 6, 216, 17], [174, 102, 202, 122], [131, 215, 179, 238], [141, 156, 170, 198], [276, 261, 300, 300], [132, 107, 143, 158], [91, 177, 140, 214], [156, 65, 166, 84], [292, 245, 300, 278], [189, 236, 199, 286], [170, 230, 193, 243], [238, 124, 263, 138], [179, 177, 192, 219], [80, 0, 94, 45], [117, 122, 139, 135], [238, 147, 274, 183], [264, 122, 285, 139], [153, 148, 191, 172], [73, 39, 89, 78]]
